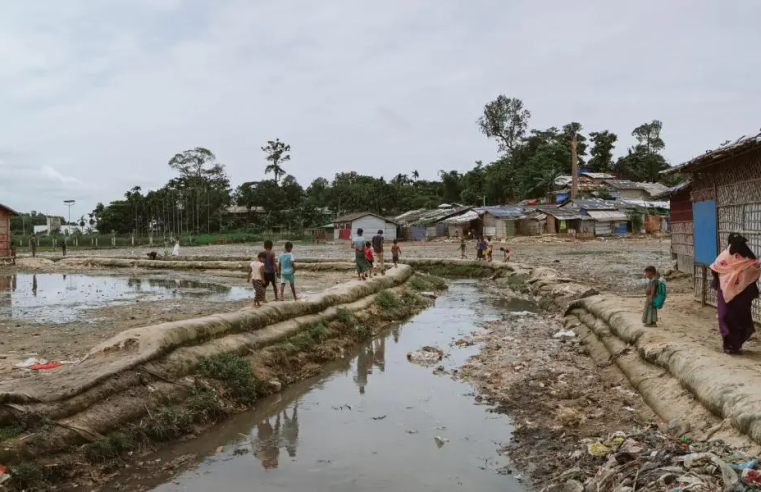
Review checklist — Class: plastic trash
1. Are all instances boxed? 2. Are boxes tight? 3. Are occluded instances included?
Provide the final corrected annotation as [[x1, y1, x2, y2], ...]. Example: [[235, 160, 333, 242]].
[[30, 361, 62, 371], [587, 442, 611, 457], [742, 469, 761, 484], [733, 460, 759, 471], [553, 330, 576, 339], [434, 436, 449, 448]]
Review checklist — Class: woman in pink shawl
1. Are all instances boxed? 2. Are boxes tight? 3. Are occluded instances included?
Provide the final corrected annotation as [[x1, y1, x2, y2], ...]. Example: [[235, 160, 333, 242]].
[[710, 233, 761, 354]]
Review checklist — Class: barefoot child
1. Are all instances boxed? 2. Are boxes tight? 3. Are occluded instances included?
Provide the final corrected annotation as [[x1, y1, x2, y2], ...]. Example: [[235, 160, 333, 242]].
[[263, 240, 279, 301], [642, 266, 659, 327], [486, 237, 494, 262], [365, 241, 374, 277], [278, 242, 297, 301], [249, 252, 267, 307], [459, 239, 466, 259], [391, 239, 401, 268]]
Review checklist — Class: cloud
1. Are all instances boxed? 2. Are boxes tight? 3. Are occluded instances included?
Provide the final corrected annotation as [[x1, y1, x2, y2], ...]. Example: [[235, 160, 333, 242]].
[[1, 0, 760, 214]]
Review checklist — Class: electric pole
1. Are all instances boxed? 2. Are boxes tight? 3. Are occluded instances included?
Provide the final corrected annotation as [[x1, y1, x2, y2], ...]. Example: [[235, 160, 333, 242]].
[[64, 200, 76, 227]]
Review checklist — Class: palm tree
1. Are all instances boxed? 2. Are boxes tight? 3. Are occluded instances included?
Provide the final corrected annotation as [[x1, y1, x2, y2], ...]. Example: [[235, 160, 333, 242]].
[[262, 139, 291, 184], [412, 170, 420, 181]]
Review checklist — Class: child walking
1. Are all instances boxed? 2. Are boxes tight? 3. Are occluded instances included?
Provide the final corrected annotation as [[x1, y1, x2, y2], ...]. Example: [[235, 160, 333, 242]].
[[263, 240, 279, 301], [278, 242, 297, 301], [486, 237, 494, 262], [391, 239, 401, 268], [642, 266, 659, 327], [459, 239, 466, 259], [365, 242, 375, 277], [249, 252, 267, 307]]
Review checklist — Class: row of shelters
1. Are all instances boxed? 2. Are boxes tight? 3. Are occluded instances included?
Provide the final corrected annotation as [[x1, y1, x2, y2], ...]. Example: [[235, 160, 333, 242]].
[[661, 130, 761, 322]]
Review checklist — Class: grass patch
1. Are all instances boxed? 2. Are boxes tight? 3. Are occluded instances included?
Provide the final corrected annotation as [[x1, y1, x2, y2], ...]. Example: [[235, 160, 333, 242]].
[[146, 406, 194, 442], [409, 274, 448, 292], [9, 462, 44, 490], [83, 432, 134, 464], [374, 291, 402, 310], [335, 308, 356, 324], [0, 420, 25, 441], [199, 353, 262, 404], [186, 387, 225, 423]]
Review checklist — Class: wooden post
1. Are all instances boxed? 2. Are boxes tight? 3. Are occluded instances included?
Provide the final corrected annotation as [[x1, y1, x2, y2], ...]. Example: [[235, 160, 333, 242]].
[[571, 134, 578, 199], [701, 264, 707, 307]]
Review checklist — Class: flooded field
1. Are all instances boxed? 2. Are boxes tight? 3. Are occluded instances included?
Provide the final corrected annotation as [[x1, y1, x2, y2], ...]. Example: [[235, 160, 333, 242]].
[[0, 273, 251, 323], [107, 281, 526, 492]]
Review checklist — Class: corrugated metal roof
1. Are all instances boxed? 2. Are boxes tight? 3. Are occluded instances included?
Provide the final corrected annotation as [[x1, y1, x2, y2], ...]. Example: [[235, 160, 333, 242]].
[[581, 172, 615, 180], [410, 207, 471, 225], [664, 130, 761, 175], [334, 212, 398, 225], [638, 182, 669, 197], [443, 210, 479, 224], [529, 205, 582, 220], [651, 180, 691, 200], [0, 203, 19, 215], [476, 206, 525, 218], [560, 199, 618, 211], [394, 209, 430, 225], [618, 199, 671, 210], [603, 179, 644, 190], [585, 210, 629, 221]]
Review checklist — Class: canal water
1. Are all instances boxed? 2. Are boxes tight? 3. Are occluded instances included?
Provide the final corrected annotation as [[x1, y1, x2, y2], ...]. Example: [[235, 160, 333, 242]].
[[0, 273, 250, 323], [111, 281, 527, 492]]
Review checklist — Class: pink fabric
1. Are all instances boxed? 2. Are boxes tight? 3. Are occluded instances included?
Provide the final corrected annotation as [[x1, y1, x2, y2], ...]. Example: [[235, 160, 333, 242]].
[[710, 247, 761, 303]]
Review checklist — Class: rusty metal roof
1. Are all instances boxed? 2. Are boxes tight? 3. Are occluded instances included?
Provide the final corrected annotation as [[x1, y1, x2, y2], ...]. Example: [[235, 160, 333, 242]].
[[0, 203, 19, 215]]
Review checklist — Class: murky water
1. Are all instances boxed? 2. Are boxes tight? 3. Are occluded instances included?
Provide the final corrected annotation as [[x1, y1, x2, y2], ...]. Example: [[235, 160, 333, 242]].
[[0, 273, 250, 323], [112, 281, 526, 492]]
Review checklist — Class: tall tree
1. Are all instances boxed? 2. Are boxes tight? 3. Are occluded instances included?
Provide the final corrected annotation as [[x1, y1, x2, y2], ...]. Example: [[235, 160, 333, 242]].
[[631, 120, 665, 154], [614, 120, 669, 182], [262, 139, 291, 184], [477, 95, 531, 154], [588, 131, 618, 172], [412, 170, 420, 181]]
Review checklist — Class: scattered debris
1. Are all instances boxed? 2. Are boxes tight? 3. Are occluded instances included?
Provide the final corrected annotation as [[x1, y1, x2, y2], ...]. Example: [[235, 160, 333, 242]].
[[371, 415, 387, 421], [434, 436, 449, 448], [407, 346, 446, 366], [454, 338, 475, 347], [233, 448, 249, 456], [552, 330, 576, 339]]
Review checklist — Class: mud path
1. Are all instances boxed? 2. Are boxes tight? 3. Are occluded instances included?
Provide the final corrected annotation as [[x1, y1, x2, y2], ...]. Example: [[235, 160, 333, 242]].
[[102, 281, 526, 492]]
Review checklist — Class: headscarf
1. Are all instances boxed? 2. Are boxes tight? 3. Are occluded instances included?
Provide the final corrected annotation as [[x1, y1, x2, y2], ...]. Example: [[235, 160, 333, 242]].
[[710, 234, 761, 303]]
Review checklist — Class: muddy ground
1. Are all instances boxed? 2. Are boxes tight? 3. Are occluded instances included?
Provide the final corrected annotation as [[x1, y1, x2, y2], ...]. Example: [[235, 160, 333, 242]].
[[456, 282, 658, 489], [0, 268, 350, 379], [35, 236, 671, 294]]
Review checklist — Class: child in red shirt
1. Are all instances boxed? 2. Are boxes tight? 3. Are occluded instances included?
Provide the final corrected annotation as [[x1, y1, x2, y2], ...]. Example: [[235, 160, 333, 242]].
[[365, 241, 374, 277]]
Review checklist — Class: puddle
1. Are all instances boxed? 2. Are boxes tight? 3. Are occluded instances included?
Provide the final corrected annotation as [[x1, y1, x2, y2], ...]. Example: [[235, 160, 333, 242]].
[[110, 281, 525, 492], [0, 273, 251, 324]]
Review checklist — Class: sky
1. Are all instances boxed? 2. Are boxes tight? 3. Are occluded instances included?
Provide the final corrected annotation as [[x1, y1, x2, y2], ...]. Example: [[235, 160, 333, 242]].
[[1, 0, 760, 218]]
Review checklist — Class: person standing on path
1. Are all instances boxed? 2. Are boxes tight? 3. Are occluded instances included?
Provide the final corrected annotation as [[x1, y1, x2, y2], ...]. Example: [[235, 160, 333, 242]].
[[710, 233, 761, 354], [30, 234, 38, 257], [249, 252, 267, 307], [371, 230, 385, 276], [642, 266, 659, 327], [352, 228, 371, 280], [263, 240, 279, 301], [278, 241, 298, 301]]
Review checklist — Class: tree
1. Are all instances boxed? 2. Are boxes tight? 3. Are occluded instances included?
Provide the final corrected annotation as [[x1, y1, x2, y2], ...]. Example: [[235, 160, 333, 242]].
[[412, 170, 420, 181], [262, 139, 291, 184], [477, 95, 531, 154], [632, 120, 665, 154], [588, 131, 618, 172], [561, 122, 587, 165]]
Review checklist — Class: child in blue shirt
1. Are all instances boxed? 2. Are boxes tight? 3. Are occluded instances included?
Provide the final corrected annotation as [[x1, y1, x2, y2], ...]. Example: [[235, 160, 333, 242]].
[[278, 241, 298, 301]]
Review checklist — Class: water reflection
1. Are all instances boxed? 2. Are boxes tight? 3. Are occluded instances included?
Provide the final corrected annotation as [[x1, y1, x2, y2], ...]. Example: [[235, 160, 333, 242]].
[[251, 405, 300, 470], [0, 273, 251, 323], [353, 337, 386, 394]]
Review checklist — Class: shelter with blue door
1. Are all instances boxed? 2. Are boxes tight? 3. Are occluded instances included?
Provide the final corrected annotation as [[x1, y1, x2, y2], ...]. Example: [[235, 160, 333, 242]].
[[665, 131, 761, 321]]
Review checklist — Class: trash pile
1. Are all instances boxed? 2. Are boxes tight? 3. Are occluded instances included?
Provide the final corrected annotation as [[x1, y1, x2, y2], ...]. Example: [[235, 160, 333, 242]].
[[543, 427, 761, 492], [406, 346, 445, 366]]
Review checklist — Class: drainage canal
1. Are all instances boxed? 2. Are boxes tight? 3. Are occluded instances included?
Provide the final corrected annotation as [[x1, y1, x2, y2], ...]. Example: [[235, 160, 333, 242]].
[[109, 280, 528, 492]]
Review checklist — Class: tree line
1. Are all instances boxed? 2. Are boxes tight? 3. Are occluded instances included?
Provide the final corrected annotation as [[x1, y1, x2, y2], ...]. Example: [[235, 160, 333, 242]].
[[44, 95, 676, 235]]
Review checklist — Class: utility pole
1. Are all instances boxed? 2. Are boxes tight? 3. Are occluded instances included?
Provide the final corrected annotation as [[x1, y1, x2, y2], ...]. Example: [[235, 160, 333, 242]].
[[570, 134, 579, 199], [64, 200, 76, 227]]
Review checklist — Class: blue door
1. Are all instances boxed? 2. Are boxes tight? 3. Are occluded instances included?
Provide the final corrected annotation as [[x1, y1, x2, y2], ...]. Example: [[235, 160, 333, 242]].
[[693, 200, 717, 264]]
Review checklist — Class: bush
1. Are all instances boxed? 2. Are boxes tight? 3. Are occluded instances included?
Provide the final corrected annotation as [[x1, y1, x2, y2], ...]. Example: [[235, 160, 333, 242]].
[[146, 406, 194, 442], [0, 421, 25, 441], [83, 433, 134, 463], [199, 353, 261, 404], [186, 387, 225, 423], [9, 462, 44, 490], [374, 291, 401, 310]]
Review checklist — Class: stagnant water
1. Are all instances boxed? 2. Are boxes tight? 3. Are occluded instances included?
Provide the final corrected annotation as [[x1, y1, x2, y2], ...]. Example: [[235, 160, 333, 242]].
[[0, 273, 250, 323], [109, 281, 528, 492]]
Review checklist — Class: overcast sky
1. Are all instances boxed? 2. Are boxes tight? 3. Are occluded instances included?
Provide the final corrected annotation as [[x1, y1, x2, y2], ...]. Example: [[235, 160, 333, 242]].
[[1, 0, 759, 218]]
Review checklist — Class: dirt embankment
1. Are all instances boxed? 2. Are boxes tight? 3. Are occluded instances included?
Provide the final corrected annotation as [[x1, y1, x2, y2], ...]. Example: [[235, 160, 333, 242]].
[[457, 260, 761, 492]]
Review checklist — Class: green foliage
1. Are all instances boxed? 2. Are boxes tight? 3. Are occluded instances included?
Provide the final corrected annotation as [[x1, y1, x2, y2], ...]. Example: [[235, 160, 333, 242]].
[[0, 421, 25, 441], [186, 387, 225, 423], [628, 212, 644, 232], [335, 308, 356, 324], [83, 433, 134, 463], [146, 406, 194, 442], [374, 291, 401, 310], [199, 353, 261, 404], [589, 131, 618, 172], [9, 462, 44, 490], [262, 138, 291, 183], [477, 95, 531, 154], [409, 274, 447, 292]]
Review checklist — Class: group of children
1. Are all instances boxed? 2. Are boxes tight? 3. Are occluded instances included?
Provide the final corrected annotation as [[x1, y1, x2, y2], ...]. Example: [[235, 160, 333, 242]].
[[248, 240, 298, 307], [459, 236, 510, 262], [363, 237, 402, 277]]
